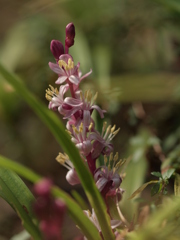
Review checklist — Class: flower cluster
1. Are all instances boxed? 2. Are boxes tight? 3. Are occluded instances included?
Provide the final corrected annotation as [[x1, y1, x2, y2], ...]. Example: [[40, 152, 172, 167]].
[[46, 22, 124, 238]]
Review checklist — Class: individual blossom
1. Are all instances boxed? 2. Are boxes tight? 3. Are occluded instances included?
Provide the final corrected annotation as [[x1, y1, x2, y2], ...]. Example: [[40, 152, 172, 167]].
[[56, 152, 81, 185], [49, 54, 92, 87], [45, 84, 83, 118], [33, 178, 66, 240], [91, 122, 120, 160], [94, 153, 124, 198], [84, 209, 121, 239]]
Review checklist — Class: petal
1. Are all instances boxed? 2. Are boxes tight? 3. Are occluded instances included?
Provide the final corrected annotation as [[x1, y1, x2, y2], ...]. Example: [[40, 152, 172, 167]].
[[55, 76, 67, 84], [91, 105, 106, 118], [64, 97, 82, 106], [69, 75, 80, 85], [66, 168, 80, 185], [80, 69, 92, 81], [110, 220, 121, 229], [59, 84, 69, 96], [59, 54, 73, 63], [48, 62, 65, 75], [96, 177, 108, 192]]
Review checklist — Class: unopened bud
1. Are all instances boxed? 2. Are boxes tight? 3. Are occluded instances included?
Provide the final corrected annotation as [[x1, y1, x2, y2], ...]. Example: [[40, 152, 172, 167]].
[[50, 40, 64, 60], [65, 22, 75, 48], [33, 178, 52, 197]]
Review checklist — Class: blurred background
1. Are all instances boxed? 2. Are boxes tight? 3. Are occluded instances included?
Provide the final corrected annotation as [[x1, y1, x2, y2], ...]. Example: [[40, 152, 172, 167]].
[[1, 0, 180, 239]]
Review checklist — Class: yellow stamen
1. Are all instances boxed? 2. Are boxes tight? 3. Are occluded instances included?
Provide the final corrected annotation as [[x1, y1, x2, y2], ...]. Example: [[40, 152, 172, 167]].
[[88, 122, 93, 131], [114, 152, 119, 162], [79, 122, 83, 133], [56, 152, 69, 164], [58, 58, 74, 71], [45, 85, 58, 101], [109, 152, 113, 161], [72, 125, 79, 134], [93, 92, 98, 102]]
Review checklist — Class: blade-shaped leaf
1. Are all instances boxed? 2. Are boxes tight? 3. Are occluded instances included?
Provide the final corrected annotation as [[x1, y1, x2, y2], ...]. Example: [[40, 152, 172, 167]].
[[129, 180, 159, 199], [0, 155, 101, 240], [0, 63, 114, 239], [0, 168, 41, 239]]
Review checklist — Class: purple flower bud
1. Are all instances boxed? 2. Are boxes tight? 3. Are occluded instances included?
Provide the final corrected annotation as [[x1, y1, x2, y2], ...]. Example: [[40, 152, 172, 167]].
[[65, 23, 75, 48], [34, 178, 52, 197], [50, 40, 64, 60]]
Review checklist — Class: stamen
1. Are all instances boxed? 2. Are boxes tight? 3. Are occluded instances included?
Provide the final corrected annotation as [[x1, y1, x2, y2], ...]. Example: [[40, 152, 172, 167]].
[[109, 152, 113, 162], [56, 152, 68, 164], [72, 125, 79, 134], [93, 92, 98, 103], [114, 152, 119, 162], [45, 85, 58, 101], [79, 122, 83, 133], [104, 155, 108, 165], [59, 60, 68, 69], [104, 125, 111, 139], [111, 125, 116, 133], [102, 122, 107, 135], [88, 122, 93, 131]]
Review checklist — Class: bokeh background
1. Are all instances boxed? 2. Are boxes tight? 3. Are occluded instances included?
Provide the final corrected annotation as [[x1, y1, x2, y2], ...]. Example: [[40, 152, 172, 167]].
[[1, 0, 180, 239]]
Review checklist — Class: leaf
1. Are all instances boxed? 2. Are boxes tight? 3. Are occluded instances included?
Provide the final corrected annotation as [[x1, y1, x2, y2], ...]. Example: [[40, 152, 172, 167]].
[[151, 172, 162, 178], [174, 173, 180, 196], [151, 182, 161, 196], [71, 190, 89, 210], [0, 155, 101, 240], [129, 180, 159, 199], [162, 168, 175, 179], [0, 168, 41, 239], [0, 63, 114, 239]]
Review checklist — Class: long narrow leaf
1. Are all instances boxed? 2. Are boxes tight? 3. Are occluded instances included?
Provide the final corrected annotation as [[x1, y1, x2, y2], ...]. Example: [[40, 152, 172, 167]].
[[0, 155, 101, 240], [0, 63, 114, 239], [0, 168, 41, 239]]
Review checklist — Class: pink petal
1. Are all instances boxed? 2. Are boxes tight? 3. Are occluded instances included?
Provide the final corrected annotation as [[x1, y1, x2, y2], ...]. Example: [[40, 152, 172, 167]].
[[69, 75, 80, 85], [49, 62, 65, 75], [96, 177, 108, 192], [80, 69, 92, 81], [55, 76, 67, 84], [66, 168, 80, 185]]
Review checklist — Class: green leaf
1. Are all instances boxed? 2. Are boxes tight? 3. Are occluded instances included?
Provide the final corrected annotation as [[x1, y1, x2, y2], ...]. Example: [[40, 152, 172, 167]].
[[71, 190, 89, 210], [162, 168, 175, 179], [174, 173, 180, 196], [151, 172, 162, 178], [151, 182, 161, 196], [129, 180, 158, 199], [0, 62, 114, 240], [0, 155, 101, 240], [0, 168, 41, 239]]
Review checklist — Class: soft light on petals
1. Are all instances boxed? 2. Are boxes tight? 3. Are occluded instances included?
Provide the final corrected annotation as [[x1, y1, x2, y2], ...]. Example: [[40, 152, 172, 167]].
[[69, 75, 80, 85], [55, 76, 67, 84], [66, 168, 81, 185]]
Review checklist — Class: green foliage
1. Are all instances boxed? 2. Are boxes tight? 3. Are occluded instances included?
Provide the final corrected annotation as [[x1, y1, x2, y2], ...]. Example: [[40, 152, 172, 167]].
[[0, 168, 41, 239]]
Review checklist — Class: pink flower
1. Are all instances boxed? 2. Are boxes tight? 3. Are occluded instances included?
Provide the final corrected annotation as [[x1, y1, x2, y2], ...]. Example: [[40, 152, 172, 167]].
[[90, 123, 120, 159], [46, 84, 83, 118], [56, 152, 81, 186], [94, 166, 122, 197], [84, 209, 121, 239], [70, 121, 93, 156], [49, 54, 92, 86]]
